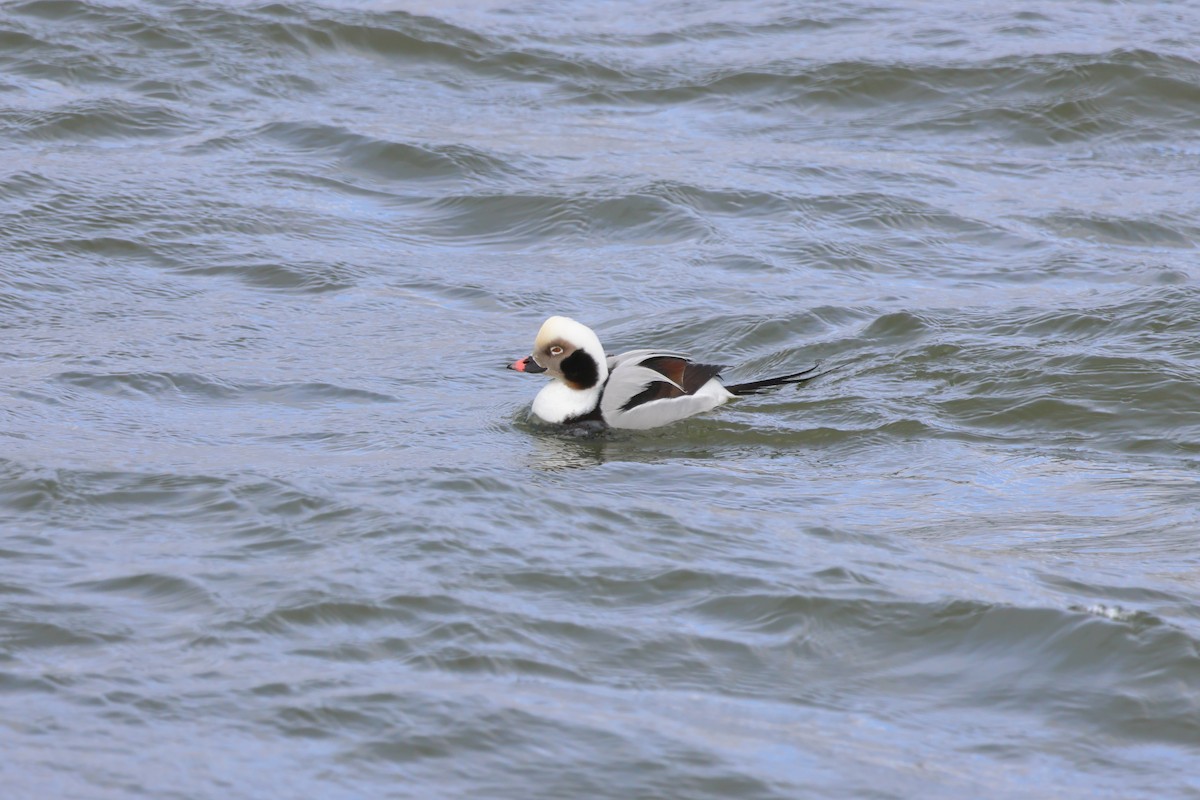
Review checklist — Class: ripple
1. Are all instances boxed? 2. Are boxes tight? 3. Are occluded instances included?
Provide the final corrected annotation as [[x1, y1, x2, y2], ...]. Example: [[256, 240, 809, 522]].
[[253, 121, 517, 186], [2, 99, 191, 142], [70, 572, 215, 613], [418, 192, 713, 247], [1032, 212, 1196, 248], [54, 371, 396, 405], [175, 258, 362, 293], [3, 618, 120, 649]]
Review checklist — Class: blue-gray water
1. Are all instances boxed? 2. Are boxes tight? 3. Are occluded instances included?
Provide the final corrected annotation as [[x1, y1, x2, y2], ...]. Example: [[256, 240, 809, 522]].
[[3, 1, 1200, 797]]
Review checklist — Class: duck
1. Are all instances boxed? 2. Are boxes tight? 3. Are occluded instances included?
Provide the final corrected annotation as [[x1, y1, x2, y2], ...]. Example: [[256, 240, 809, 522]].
[[508, 316, 818, 429]]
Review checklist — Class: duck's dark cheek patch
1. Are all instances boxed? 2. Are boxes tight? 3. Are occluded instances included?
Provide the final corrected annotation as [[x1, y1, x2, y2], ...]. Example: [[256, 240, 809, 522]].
[[561, 349, 599, 389]]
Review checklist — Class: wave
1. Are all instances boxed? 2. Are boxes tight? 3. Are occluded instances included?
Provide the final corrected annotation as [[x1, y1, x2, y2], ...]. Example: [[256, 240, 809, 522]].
[[54, 371, 396, 404]]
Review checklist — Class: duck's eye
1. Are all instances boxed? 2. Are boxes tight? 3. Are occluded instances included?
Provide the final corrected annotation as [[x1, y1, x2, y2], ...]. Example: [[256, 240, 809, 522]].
[[549, 345, 564, 356]]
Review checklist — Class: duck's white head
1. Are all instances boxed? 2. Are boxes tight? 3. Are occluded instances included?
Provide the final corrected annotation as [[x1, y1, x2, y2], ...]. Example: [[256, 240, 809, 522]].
[[509, 316, 608, 390]]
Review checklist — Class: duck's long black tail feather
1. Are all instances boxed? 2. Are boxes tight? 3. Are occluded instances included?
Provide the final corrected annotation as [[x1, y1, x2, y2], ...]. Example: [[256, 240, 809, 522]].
[[725, 363, 824, 396]]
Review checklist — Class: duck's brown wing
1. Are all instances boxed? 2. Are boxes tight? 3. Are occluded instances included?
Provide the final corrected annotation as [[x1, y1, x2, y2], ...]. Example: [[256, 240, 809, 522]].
[[600, 352, 732, 429]]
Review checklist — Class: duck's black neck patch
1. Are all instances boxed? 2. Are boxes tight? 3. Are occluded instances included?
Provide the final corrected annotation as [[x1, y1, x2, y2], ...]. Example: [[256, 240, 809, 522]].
[[561, 349, 600, 390]]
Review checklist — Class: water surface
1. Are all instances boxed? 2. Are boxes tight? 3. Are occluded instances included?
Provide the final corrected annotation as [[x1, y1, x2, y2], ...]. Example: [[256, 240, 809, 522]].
[[2, 1, 1200, 798]]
